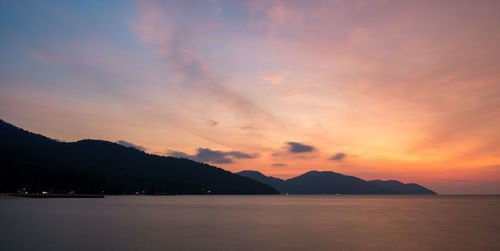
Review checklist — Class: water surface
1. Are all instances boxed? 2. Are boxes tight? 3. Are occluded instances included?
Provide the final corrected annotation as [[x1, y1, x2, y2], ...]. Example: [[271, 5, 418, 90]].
[[1, 195, 499, 250]]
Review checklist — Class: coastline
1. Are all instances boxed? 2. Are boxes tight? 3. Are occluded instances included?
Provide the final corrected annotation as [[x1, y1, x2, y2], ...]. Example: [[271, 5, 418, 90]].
[[1, 193, 104, 199], [0, 193, 21, 199]]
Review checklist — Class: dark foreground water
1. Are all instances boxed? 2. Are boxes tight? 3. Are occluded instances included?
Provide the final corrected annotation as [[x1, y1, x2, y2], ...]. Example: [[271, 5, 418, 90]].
[[1, 195, 500, 251]]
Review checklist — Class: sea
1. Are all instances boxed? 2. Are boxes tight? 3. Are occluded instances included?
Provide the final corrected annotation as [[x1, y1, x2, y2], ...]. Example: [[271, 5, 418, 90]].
[[1, 195, 499, 251]]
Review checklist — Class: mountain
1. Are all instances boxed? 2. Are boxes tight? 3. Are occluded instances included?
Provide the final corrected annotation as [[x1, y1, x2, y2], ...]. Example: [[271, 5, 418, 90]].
[[368, 180, 436, 194], [236, 170, 287, 192], [237, 170, 436, 194], [284, 171, 391, 194], [0, 119, 278, 195]]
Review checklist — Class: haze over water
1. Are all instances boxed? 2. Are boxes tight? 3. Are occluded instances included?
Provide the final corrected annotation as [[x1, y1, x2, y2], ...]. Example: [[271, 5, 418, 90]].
[[1, 195, 499, 251]]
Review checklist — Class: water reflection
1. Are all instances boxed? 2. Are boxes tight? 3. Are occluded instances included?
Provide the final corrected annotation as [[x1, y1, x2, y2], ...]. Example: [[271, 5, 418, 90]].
[[1, 195, 499, 251]]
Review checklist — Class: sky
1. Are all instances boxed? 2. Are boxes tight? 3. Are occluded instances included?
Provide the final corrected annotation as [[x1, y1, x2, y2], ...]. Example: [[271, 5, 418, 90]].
[[1, 0, 500, 194]]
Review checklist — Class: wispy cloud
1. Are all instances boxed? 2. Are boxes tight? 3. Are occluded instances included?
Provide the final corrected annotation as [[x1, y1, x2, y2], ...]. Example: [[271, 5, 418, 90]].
[[328, 153, 346, 161], [287, 142, 315, 153], [261, 71, 288, 86], [133, 0, 281, 124], [167, 147, 258, 164], [116, 140, 147, 152], [206, 119, 218, 127], [272, 163, 287, 167]]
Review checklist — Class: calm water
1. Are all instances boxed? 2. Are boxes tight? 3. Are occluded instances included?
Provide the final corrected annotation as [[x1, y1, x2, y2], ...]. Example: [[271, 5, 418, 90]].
[[1, 195, 500, 251]]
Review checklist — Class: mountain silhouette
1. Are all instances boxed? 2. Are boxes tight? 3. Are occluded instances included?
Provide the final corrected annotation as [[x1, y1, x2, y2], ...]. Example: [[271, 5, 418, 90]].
[[368, 180, 436, 194], [0, 119, 278, 195], [237, 170, 287, 192], [237, 170, 436, 194]]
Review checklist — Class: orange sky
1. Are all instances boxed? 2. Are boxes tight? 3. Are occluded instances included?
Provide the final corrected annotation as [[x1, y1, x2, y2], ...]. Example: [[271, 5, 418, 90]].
[[1, 0, 500, 193]]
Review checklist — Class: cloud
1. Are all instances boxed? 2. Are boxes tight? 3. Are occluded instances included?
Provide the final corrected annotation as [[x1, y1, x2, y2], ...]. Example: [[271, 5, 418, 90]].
[[167, 147, 258, 164], [191, 148, 233, 164], [167, 150, 190, 159], [206, 119, 218, 127], [261, 71, 288, 85], [116, 140, 147, 151], [287, 142, 314, 153], [226, 151, 256, 159], [272, 163, 287, 167], [329, 153, 346, 161], [133, 1, 281, 125]]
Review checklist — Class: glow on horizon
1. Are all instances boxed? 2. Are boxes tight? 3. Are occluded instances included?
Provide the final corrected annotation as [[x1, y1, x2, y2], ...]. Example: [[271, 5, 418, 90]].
[[1, 0, 500, 194]]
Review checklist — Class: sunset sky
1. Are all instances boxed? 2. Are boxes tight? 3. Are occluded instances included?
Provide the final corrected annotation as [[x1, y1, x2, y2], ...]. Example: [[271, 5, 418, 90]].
[[1, 0, 500, 194]]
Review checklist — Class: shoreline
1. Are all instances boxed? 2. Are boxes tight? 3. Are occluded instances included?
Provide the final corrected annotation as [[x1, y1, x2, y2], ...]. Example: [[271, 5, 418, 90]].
[[1, 193, 104, 199]]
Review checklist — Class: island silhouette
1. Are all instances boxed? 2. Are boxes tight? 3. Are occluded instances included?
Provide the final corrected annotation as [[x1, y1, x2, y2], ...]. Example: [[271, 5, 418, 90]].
[[237, 170, 436, 194]]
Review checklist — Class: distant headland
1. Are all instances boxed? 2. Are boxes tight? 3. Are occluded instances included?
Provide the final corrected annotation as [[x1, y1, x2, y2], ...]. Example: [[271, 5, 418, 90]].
[[237, 170, 436, 194]]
